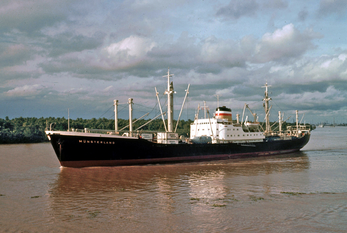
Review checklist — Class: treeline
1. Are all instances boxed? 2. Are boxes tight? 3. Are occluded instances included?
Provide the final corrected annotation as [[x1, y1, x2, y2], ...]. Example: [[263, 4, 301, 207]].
[[0, 117, 48, 144], [0, 117, 193, 144]]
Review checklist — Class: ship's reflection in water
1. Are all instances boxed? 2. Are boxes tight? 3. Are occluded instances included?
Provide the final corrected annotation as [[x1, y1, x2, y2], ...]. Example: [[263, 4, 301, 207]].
[[47, 152, 314, 232]]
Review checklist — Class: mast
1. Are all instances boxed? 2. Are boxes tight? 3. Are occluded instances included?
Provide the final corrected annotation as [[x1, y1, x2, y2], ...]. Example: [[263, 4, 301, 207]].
[[114, 100, 118, 133], [163, 69, 174, 132], [203, 101, 207, 119], [155, 87, 168, 132], [262, 83, 272, 135], [128, 98, 133, 137], [278, 111, 282, 133], [296, 110, 299, 136], [68, 108, 70, 132]]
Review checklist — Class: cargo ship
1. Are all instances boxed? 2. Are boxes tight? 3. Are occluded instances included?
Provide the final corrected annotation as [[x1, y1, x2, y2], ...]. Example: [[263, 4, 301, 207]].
[[46, 69, 310, 167]]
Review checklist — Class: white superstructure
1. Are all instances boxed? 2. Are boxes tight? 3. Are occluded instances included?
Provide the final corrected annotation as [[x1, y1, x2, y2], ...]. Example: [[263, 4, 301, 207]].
[[190, 106, 265, 144]]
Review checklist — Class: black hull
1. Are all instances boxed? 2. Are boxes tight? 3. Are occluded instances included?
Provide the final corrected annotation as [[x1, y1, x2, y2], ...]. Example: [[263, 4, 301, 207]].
[[48, 132, 310, 167]]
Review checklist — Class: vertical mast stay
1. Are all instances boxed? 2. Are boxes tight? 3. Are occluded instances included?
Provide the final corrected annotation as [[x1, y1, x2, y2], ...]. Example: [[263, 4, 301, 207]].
[[262, 83, 272, 135], [163, 68, 174, 132], [175, 84, 190, 133]]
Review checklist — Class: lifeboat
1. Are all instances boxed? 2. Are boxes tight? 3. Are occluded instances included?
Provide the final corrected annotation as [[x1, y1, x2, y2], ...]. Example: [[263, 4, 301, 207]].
[[244, 121, 260, 129]]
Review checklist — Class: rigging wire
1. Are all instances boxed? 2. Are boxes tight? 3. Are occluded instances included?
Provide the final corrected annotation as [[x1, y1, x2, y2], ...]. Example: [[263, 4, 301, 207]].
[[100, 96, 164, 121], [99, 105, 113, 118], [96, 88, 176, 131], [272, 99, 284, 114], [99, 103, 128, 119], [133, 102, 158, 118]]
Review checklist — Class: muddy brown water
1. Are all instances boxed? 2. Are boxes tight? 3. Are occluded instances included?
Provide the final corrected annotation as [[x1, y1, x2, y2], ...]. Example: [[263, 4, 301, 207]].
[[0, 127, 346, 232]]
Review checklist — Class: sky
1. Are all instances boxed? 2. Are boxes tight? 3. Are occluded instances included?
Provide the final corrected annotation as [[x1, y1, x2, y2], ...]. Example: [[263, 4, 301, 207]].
[[1, 0, 347, 124]]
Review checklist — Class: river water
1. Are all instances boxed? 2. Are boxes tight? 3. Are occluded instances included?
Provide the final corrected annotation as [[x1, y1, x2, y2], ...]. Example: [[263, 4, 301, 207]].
[[0, 127, 346, 232]]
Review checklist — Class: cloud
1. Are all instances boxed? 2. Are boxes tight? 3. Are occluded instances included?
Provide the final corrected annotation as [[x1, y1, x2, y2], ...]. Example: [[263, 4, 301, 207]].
[[104, 36, 156, 68], [5, 84, 44, 97], [0, 0, 346, 123], [318, 0, 347, 17], [45, 32, 106, 57], [262, 0, 288, 9], [0, 0, 73, 33], [298, 8, 309, 21], [253, 24, 321, 63], [277, 85, 346, 111], [216, 0, 259, 20], [38, 24, 321, 81], [216, 0, 288, 21], [103, 86, 114, 93], [39, 35, 158, 78], [0, 44, 32, 68], [249, 51, 347, 90], [199, 36, 246, 67], [300, 53, 347, 85]]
